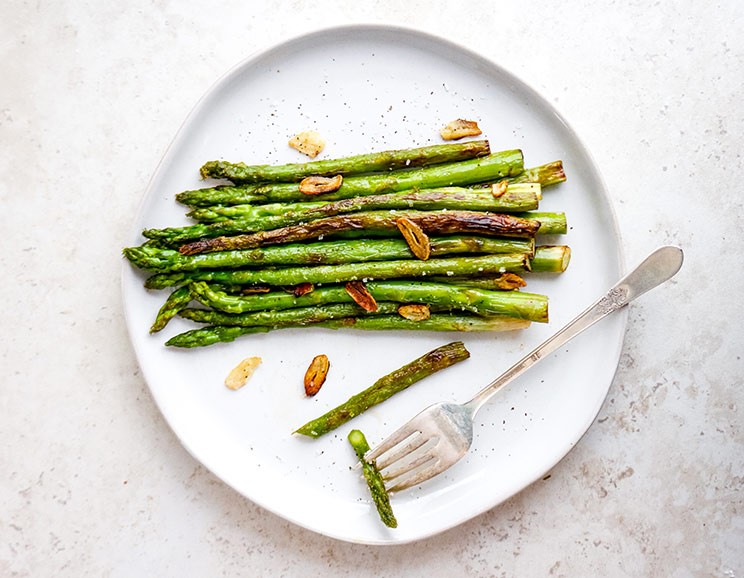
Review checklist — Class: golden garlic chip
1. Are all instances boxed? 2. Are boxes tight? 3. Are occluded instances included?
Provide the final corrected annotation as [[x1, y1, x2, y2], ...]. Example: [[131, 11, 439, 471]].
[[440, 119, 482, 141], [398, 304, 431, 321], [298, 174, 343, 194], [304, 354, 330, 396], [396, 217, 431, 260], [225, 357, 262, 390], [288, 130, 326, 158]]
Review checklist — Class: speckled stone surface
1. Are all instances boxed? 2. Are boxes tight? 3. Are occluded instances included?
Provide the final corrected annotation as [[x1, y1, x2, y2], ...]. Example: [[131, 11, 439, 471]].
[[1, 1, 742, 576]]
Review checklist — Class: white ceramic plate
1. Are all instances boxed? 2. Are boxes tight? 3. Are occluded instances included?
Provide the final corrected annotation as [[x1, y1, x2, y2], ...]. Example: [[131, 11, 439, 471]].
[[122, 25, 625, 545]]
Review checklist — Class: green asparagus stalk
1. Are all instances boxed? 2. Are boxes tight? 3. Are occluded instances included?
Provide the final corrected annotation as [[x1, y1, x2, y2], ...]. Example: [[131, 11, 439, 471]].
[[427, 273, 526, 291], [125, 236, 535, 273], [149, 286, 191, 333], [507, 161, 566, 187], [177, 151, 524, 206], [512, 212, 567, 235], [165, 314, 530, 348], [189, 280, 549, 322], [324, 211, 566, 240], [295, 342, 471, 438], [187, 185, 541, 223], [348, 429, 397, 528], [200, 140, 491, 183], [165, 324, 272, 347], [179, 302, 402, 326], [178, 211, 540, 255], [316, 314, 529, 332], [142, 210, 564, 247], [531, 245, 571, 272], [144, 253, 531, 290]]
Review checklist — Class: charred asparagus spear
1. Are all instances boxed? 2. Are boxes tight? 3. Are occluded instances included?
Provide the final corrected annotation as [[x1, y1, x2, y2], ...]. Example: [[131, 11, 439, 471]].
[[295, 342, 470, 438], [124, 236, 535, 273], [178, 211, 540, 255], [144, 253, 532, 290], [188, 280, 549, 322], [348, 429, 397, 528], [200, 140, 491, 183], [142, 211, 565, 247], [177, 151, 524, 206]]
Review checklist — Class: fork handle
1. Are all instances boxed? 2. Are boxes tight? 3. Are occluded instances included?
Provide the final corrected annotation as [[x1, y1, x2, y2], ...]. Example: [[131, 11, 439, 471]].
[[464, 246, 684, 414]]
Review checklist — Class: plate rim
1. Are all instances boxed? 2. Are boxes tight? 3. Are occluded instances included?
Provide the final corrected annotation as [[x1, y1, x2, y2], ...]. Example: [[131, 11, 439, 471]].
[[120, 22, 627, 545]]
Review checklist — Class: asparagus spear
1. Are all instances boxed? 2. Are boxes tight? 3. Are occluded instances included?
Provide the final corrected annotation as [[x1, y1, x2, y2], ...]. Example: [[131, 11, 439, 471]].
[[149, 286, 191, 333], [177, 151, 524, 206], [427, 273, 526, 290], [144, 253, 532, 290], [189, 280, 549, 322], [531, 245, 572, 272], [507, 161, 566, 187], [200, 140, 491, 183], [513, 212, 567, 235], [348, 429, 397, 528], [125, 236, 535, 273], [178, 211, 541, 255], [187, 185, 541, 223], [317, 314, 529, 332], [165, 324, 272, 347], [295, 342, 470, 438], [165, 314, 530, 347], [421, 245, 574, 283], [319, 211, 566, 240], [178, 301, 402, 326], [142, 210, 564, 247]]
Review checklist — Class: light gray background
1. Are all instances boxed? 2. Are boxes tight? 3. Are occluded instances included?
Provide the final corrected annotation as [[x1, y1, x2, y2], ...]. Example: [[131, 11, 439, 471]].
[[1, 1, 742, 576]]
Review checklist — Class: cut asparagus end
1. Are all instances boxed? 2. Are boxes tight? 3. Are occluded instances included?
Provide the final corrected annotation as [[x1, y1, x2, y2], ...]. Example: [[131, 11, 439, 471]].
[[348, 429, 398, 528], [531, 246, 571, 273], [510, 161, 566, 187], [513, 212, 567, 235]]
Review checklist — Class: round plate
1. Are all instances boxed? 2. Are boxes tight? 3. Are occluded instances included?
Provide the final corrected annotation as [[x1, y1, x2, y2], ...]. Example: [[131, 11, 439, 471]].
[[122, 24, 625, 545]]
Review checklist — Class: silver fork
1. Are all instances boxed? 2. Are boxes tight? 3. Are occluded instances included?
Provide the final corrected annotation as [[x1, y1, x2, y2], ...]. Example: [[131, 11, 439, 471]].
[[364, 246, 684, 492]]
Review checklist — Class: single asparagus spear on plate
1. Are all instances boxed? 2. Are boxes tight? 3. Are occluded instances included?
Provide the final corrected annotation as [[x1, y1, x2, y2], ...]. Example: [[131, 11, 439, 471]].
[[186, 185, 541, 223], [295, 342, 470, 438], [177, 151, 524, 206], [511, 212, 567, 235], [164, 314, 529, 348], [149, 286, 191, 333], [348, 429, 397, 528], [506, 160, 566, 187], [531, 245, 572, 272], [178, 211, 540, 255], [165, 324, 272, 347], [178, 301, 401, 327], [427, 273, 526, 290], [315, 314, 529, 332], [144, 253, 532, 290], [124, 236, 535, 273], [188, 280, 549, 322], [200, 140, 491, 183], [325, 211, 566, 240], [142, 210, 563, 247]]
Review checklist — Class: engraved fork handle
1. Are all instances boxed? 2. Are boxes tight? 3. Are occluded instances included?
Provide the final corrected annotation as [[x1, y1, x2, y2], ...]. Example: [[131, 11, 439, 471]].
[[464, 246, 684, 414]]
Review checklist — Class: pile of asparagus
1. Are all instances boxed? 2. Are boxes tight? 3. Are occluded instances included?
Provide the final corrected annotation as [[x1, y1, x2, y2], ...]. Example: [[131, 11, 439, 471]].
[[123, 140, 571, 347]]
